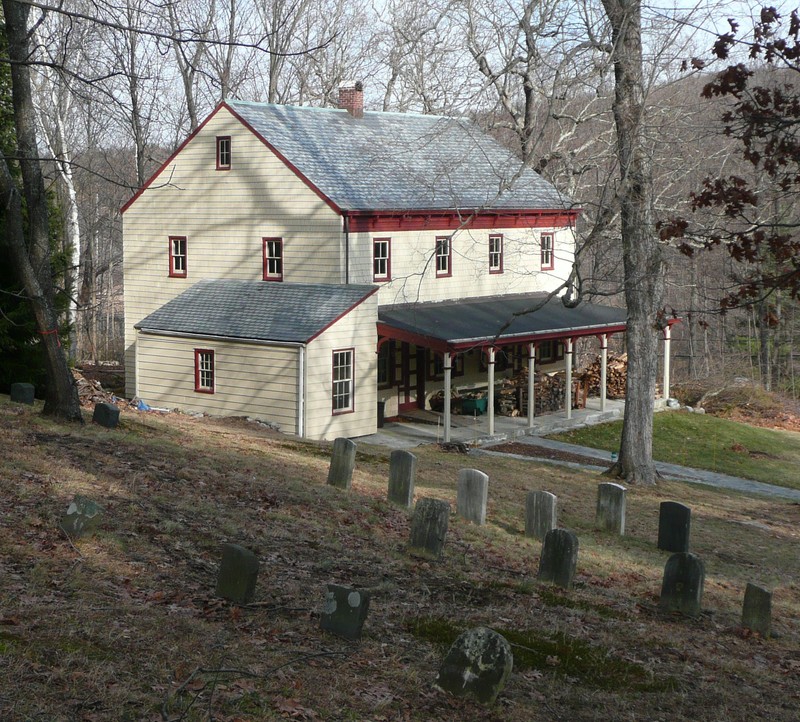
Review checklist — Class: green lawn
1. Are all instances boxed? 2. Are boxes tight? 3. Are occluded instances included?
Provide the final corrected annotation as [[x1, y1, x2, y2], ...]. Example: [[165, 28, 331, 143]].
[[551, 410, 800, 490]]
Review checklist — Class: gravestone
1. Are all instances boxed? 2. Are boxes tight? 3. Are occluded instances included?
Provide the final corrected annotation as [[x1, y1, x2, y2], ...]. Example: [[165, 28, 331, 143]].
[[215, 543, 260, 604], [10, 382, 34, 405], [320, 584, 370, 640], [92, 402, 120, 429], [60, 496, 102, 538], [408, 498, 450, 560], [387, 449, 416, 508], [456, 469, 489, 525], [327, 437, 357, 490], [659, 552, 704, 617], [538, 528, 579, 589], [434, 627, 513, 705], [658, 501, 691, 553], [525, 490, 557, 541], [741, 583, 772, 638], [596, 482, 626, 535]]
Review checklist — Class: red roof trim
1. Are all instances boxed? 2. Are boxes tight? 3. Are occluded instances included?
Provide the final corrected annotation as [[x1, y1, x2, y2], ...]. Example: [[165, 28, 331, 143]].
[[347, 209, 579, 233], [305, 286, 380, 344]]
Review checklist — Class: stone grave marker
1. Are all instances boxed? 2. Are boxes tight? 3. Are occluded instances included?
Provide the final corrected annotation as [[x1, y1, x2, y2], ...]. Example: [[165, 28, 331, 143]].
[[10, 382, 35, 405], [327, 437, 356, 490], [59, 496, 102, 539], [92, 402, 120, 429], [538, 528, 579, 589], [596, 482, 626, 535], [320, 584, 370, 640], [434, 627, 513, 705], [456, 469, 489, 525], [215, 543, 260, 604], [387, 449, 416, 508], [659, 552, 704, 617], [741, 583, 772, 638], [525, 490, 557, 541], [657, 501, 691, 553], [408, 498, 450, 560]]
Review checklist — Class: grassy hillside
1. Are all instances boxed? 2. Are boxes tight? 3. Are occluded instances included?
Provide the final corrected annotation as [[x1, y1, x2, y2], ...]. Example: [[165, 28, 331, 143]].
[[552, 410, 800, 490], [1, 399, 799, 720]]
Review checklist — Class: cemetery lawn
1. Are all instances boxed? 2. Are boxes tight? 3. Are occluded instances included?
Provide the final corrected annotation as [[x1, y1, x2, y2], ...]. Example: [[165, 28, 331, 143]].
[[2, 398, 800, 721], [551, 410, 800, 490]]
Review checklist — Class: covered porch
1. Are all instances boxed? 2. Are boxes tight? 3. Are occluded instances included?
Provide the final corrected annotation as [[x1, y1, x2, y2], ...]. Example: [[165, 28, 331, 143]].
[[377, 293, 675, 443]]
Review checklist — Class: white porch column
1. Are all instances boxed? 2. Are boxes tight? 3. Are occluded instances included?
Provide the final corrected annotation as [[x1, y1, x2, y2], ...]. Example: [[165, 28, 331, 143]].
[[565, 337, 573, 420], [599, 333, 608, 412], [443, 351, 452, 442], [527, 342, 536, 428], [487, 347, 496, 436], [663, 325, 672, 400]]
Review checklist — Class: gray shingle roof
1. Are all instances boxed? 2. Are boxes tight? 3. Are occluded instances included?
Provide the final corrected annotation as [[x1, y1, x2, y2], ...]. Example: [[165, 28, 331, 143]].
[[227, 100, 572, 212], [135, 280, 377, 343], [378, 294, 627, 348]]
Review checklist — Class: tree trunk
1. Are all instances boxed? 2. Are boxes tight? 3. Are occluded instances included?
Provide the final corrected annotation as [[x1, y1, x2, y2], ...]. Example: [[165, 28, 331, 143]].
[[601, 0, 664, 485], [2, 0, 83, 422]]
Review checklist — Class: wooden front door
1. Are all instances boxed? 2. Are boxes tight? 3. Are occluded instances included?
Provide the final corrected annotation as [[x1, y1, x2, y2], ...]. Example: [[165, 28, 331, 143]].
[[398, 343, 426, 413]]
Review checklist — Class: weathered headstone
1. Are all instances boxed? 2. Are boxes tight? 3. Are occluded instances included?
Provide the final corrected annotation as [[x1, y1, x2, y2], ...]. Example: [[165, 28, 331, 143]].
[[408, 498, 450, 560], [92, 402, 120, 429], [320, 584, 370, 640], [538, 528, 579, 589], [525, 490, 557, 541], [658, 501, 691, 553], [59, 496, 102, 538], [434, 627, 513, 705], [741, 583, 772, 638], [456, 469, 489, 525], [327, 437, 357, 490], [10, 382, 34, 405], [596, 482, 626, 535], [387, 449, 416, 507], [215, 543, 260, 604], [659, 552, 704, 617]]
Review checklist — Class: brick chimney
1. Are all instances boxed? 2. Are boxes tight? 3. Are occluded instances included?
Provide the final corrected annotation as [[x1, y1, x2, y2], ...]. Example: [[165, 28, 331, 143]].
[[338, 81, 364, 119]]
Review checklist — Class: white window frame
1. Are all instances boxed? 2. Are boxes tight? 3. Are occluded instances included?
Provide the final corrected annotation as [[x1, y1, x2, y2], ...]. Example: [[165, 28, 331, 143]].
[[332, 348, 354, 414]]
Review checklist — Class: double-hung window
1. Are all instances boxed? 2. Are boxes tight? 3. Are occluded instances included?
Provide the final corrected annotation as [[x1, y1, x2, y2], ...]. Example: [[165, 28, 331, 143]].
[[489, 234, 503, 274], [216, 136, 231, 170], [332, 349, 354, 414], [169, 236, 187, 278], [373, 237, 391, 281], [263, 238, 283, 281], [435, 235, 452, 278], [194, 349, 215, 393], [541, 233, 554, 271]]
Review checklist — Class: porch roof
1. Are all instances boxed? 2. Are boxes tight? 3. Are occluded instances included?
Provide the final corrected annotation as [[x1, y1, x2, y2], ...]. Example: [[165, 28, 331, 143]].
[[377, 293, 628, 352]]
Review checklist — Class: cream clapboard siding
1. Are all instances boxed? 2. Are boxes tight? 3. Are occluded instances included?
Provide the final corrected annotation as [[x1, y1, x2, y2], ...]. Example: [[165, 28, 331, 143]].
[[123, 106, 344, 397], [136, 333, 300, 432], [303, 294, 378, 440], [349, 225, 575, 305]]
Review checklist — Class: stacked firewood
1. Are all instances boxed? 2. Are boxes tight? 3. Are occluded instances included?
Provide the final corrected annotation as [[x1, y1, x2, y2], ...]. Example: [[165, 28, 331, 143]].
[[579, 353, 628, 399], [498, 367, 567, 416]]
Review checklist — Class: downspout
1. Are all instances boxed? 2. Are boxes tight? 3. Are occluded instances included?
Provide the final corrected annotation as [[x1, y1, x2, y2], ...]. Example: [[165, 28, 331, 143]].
[[342, 211, 350, 284], [297, 345, 305, 437]]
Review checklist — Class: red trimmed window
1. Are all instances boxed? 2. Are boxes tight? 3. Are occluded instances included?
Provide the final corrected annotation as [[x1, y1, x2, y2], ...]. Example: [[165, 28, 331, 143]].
[[377, 340, 395, 388], [216, 136, 231, 170], [194, 349, 215, 393], [373, 237, 391, 281], [332, 349, 354, 414], [435, 235, 452, 277], [263, 237, 283, 281], [536, 340, 564, 363], [489, 234, 503, 274], [169, 236, 187, 277], [541, 233, 554, 271], [427, 351, 464, 380]]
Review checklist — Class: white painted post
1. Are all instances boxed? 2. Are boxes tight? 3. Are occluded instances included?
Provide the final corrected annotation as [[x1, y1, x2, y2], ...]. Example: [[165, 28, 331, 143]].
[[565, 337, 573, 420], [663, 325, 671, 400], [443, 351, 452, 443], [527, 342, 536, 429], [487, 347, 496, 436], [599, 333, 608, 413]]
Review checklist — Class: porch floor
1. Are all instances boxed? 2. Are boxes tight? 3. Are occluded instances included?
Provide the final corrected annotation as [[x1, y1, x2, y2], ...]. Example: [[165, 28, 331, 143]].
[[360, 396, 636, 449]]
